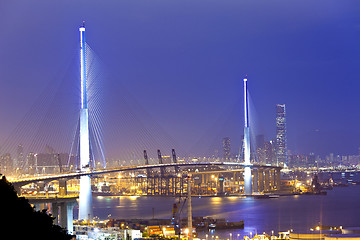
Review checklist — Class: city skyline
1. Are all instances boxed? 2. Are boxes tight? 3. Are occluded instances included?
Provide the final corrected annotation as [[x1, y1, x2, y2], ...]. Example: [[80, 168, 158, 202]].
[[0, 1, 359, 158], [1, 2, 359, 239]]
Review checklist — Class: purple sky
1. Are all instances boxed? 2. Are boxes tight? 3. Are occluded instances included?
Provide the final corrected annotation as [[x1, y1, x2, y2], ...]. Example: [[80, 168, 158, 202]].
[[0, 0, 359, 159]]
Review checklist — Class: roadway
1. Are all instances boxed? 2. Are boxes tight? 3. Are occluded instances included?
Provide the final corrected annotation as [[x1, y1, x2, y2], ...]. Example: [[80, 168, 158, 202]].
[[10, 161, 282, 187]]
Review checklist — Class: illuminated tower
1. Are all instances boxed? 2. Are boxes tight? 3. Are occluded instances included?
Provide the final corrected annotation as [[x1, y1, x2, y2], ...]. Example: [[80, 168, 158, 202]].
[[275, 104, 287, 166], [243, 77, 252, 195], [78, 23, 93, 220], [222, 137, 231, 160]]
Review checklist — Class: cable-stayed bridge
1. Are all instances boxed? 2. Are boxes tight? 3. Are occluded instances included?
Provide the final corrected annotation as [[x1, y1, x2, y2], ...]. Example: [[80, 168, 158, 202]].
[[10, 161, 280, 188], [8, 160, 281, 234], [1, 23, 282, 234]]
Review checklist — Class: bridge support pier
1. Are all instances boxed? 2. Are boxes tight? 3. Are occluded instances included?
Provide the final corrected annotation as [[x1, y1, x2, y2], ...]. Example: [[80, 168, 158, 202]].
[[53, 202, 60, 224], [218, 176, 224, 194], [264, 170, 270, 192], [59, 179, 67, 196], [275, 168, 281, 191], [66, 201, 77, 234], [252, 169, 258, 193], [258, 169, 264, 192], [52, 200, 77, 234], [79, 175, 93, 220], [60, 202, 68, 230], [270, 169, 276, 190], [38, 181, 46, 191], [244, 167, 252, 195]]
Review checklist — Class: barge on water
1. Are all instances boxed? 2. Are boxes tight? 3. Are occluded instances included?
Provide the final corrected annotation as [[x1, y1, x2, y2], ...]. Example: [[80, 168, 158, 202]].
[[192, 217, 244, 230]]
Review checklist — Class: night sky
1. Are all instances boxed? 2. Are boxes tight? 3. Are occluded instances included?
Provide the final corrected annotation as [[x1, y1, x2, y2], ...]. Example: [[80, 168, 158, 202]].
[[0, 0, 359, 159]]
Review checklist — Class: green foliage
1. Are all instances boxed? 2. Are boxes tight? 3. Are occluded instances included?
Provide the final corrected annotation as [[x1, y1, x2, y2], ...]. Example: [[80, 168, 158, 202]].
[[0, 176, 72, 240]]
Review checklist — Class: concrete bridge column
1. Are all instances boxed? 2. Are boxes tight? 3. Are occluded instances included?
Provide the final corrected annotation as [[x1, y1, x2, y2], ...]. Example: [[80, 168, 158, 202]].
[[269, 169, 275, 190], [252, 169, 259, 193], [198, 174, 203, 194], [38, 181, 46, 191], [275, 168, 281, 191], [264, 169, 270, 192], [258, 169, 264, 192], [53, 201, 77, 234], [201, 174, 205, 184], [79, 175, 93, 220], [66, 201, 77, 234], [59, 179, 67, 196], [272, 169, 277, 190], [244, 167, 252, 195], [60, 202, 68, 229], [218, 176, 224, 195], [52, 202, 60, 225]]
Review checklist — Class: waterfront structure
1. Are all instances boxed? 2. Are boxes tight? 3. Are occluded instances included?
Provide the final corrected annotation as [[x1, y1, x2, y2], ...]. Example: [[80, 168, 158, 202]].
[[276, 104, 288, 166], [222, 137, 231, 160], [243, 77, 252, 195], [74, 225, 142, 240], [78, 23, 93, 220]]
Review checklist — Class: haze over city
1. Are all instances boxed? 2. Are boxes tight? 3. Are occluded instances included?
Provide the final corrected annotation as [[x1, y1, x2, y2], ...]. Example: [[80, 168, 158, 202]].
[[0, 0, 359, 159]]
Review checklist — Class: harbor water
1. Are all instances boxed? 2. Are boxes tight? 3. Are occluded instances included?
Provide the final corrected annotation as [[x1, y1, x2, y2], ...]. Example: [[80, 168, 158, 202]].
[[74, 185, 360, 239]]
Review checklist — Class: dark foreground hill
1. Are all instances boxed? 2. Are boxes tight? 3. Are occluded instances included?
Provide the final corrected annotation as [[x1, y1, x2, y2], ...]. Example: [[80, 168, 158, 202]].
[[0, 175, 73, 240]]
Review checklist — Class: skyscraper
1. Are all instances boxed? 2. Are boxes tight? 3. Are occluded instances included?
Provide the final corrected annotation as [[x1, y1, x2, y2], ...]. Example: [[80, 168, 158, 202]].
[[264, 140, 274, 164], [255, 135, 265, 164], [222, 137, 231, 159], [14, 144, 24, 170], [276, 104, 288, 166]]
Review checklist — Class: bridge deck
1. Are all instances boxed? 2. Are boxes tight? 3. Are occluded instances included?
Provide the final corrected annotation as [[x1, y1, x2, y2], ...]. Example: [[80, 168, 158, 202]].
[[10, 162, 281, 186]]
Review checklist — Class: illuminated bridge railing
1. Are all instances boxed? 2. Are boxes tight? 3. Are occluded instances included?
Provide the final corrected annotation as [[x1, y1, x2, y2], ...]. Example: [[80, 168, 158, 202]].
[[10, 162, 281, 186]]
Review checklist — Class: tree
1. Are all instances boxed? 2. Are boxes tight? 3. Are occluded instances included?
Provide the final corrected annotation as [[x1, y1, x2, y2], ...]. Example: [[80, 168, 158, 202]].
[[0, 175, 73, 240]]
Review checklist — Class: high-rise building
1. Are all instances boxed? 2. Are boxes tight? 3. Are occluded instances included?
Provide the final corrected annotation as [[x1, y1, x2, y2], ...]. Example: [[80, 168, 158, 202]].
[[255, 135, 266, 164], [222, 137, 231, 159], [14, 144, 24, 170], [264, 141, 274, 164], [276, 104, 288, 166], [1, 153, 12, 175]]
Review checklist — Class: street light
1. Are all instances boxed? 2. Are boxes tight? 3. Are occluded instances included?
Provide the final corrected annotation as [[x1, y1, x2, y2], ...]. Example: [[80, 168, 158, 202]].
[[230, 233, 232, 240]]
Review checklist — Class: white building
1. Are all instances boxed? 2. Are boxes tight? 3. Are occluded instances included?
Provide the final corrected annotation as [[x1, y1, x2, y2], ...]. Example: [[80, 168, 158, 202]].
[[73, 225, 142, 240]]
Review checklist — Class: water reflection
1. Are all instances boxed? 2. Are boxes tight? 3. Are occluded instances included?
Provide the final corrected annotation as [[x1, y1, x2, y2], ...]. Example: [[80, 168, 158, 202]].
[[72, 186, 360, 239]]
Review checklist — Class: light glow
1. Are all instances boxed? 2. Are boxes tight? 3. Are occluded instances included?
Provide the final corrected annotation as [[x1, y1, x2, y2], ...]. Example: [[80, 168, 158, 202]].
[[243, 77, 252, 195], [78, 23, 93, 220]]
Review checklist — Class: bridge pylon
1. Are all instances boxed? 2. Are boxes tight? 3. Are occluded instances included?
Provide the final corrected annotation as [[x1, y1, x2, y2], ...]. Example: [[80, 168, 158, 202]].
[[243, 77, 252, 195], [78, 22, 93, 220]]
